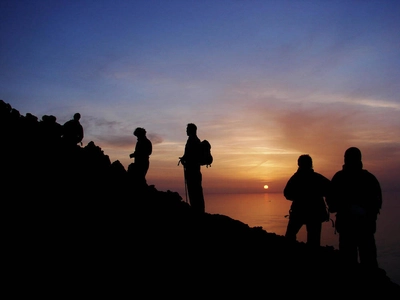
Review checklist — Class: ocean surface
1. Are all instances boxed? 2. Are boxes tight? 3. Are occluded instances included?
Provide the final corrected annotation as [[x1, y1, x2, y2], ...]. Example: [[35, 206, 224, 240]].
[[204, 191, 400, 285]]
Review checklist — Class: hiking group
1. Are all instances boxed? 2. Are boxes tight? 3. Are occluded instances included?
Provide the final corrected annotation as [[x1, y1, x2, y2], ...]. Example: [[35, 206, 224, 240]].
[[284, 147, 382, 274], [55, 111, 383, 274], [57, 115, 208, 211], [133, 122, 382, 276]]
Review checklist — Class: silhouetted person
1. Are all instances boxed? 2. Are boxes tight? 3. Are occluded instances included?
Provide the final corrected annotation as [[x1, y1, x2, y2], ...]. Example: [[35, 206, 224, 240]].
[[179, 123, 205, 213], [62, 113, 84, 148], [327, 147, 382, 270], [129, 127, 152, 187], [284, 154, 331, 247]]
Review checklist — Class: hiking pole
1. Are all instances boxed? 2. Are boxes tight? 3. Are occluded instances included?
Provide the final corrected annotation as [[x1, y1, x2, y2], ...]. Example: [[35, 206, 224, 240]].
[[178, 158, 188, 203], [183, 167, 188, 203]]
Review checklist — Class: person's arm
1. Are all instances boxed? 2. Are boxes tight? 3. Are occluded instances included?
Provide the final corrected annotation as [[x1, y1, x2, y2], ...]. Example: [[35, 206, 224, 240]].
[[326, 173, 339, 213], [372, 173, 382, 215], [129, 141, 138, 158], [283, 175, 296, 201]]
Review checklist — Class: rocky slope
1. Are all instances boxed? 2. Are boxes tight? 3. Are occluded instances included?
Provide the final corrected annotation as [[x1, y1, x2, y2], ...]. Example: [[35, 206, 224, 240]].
[[2, 99, 399, 297]]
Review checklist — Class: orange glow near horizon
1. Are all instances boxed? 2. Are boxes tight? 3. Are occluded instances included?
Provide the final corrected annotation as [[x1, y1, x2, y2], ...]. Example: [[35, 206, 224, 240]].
[[97, 132, 400, 197]]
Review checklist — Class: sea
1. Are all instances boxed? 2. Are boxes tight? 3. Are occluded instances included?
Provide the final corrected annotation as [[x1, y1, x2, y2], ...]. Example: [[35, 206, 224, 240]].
[[204, 191, 400, 285]]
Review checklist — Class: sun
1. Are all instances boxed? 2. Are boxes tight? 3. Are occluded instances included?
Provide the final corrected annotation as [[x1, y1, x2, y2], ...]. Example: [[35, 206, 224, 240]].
[[263, 185, 269, 190]]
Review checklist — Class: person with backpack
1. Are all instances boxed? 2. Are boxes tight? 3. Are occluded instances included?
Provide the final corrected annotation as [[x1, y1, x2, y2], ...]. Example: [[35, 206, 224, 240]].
[[179, 123, 205, 213], [327, 147, 382, 271], [283, 154, 331, 248], [129, 127, 152, 188]]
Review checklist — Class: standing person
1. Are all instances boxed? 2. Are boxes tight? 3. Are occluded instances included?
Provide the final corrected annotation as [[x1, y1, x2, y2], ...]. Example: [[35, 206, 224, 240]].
[[284, 154, 331, 247], [327, 147, 382, 270], [62, 113, 84, 148], [179, 123, 205, 213], [129, 127, 152, 187]]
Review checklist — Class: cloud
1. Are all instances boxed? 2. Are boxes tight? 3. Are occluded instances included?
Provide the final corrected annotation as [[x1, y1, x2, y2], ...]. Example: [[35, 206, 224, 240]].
[[147, 133, 164, 145], [94, 135, 133, 148]]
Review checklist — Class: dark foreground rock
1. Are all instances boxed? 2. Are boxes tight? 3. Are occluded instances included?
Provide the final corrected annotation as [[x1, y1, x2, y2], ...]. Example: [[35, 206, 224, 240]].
[[2, 99, 399, 297]]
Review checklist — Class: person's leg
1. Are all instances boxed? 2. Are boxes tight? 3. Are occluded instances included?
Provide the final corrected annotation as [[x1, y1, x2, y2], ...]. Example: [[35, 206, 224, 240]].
[[339, 230, 359, 268], [135, 160, 148, 187], [186, 169, 205, 213], [306, 221, 322, 247], [358, 231, 378, 269], [285, 217, 303, 242], [143, 159, 149, 176]]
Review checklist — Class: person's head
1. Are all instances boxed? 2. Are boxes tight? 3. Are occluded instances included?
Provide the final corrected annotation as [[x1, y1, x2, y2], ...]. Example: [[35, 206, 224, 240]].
[[134, 127, 146, 138], [73, 113, 81, 121], [186, 123, 197, 136], [297, 154, 313, 170], [344, 147, 363, 169]]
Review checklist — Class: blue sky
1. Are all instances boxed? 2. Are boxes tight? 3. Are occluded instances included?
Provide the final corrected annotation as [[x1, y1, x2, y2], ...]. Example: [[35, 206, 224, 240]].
[[1, 0, 399, 195]]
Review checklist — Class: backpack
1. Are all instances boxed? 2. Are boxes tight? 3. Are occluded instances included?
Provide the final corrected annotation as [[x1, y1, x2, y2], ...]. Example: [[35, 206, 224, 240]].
[[199, 140, 213, 167]]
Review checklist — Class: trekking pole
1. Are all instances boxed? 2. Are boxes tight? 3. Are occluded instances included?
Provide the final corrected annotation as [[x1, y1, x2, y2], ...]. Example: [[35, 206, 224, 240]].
[[178, 158, 188, 203], [183, 168, 188, 203]]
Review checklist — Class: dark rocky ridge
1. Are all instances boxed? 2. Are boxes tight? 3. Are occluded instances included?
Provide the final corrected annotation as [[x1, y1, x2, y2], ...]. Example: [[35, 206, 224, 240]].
[[2, 99, 399, 297]]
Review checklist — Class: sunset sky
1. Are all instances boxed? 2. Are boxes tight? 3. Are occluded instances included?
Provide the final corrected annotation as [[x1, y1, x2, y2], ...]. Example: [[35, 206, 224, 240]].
[[1, 0, 399, 196]]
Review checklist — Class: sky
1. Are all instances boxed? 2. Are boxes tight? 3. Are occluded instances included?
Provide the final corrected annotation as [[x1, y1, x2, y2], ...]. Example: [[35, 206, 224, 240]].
[[1, 0, 400, 196]]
